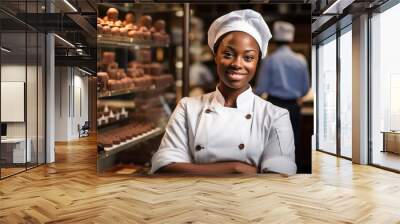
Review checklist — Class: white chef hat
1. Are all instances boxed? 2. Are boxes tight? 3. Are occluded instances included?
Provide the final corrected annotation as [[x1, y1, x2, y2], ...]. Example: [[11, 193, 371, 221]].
[[273, 21, 295, 42], [207, 9, 272, 59]]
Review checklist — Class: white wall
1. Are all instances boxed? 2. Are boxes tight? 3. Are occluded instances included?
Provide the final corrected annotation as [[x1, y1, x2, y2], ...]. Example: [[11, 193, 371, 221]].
[[54, 67, 89, 141], [55, 66, 70, 141]]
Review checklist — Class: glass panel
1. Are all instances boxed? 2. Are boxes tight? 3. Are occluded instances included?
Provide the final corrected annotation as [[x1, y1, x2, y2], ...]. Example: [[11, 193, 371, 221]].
[[38, 32, 45, 165], [26, 1, 39, 168], [27, 30, 38, 169], [38, 0, 46, 165], [339, 28, 352, 158], [317, 36, 337, 154], [0, 1, 46, 178], [371, 3, 400, 171], [0, 4, 28, 177]]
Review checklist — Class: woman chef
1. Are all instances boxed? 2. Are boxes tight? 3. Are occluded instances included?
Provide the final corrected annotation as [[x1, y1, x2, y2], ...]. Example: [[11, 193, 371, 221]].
[[150, 9, 297, 175]]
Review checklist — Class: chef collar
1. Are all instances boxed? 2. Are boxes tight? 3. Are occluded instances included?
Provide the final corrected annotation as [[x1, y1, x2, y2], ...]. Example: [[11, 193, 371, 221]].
[[212, 85, 254, 113]]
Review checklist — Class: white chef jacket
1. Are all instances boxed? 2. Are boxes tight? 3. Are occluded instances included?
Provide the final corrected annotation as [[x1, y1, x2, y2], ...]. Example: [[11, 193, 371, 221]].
[[150, 86, 297, 175]]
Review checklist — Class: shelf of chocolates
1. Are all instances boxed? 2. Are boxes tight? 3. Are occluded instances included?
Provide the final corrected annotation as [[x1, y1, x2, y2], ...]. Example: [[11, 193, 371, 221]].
[[97, 8, 170, 48], [97, 6, 176, 169], [97, 51, 174, 99], [97, 104, 133, 128], [97, 123, 164, 159], [97, 101, 168, 157]]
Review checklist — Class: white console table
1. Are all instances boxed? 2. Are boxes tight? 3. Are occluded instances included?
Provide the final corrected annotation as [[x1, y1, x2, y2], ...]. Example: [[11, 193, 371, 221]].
[[1, 138, 32, 163]]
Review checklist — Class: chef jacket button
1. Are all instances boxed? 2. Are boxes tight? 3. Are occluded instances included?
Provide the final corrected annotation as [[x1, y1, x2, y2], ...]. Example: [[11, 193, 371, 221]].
[[238, 143, 245, 150], [195, 145, 203, 151], [245, 114, 252, 119], [205, 109, 212, 113]]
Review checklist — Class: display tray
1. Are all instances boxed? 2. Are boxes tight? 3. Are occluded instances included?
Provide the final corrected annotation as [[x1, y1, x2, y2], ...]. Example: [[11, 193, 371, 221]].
[[98, 83, 173, 98], [98, 127, 164, 159], [97, 35, 169, 48]]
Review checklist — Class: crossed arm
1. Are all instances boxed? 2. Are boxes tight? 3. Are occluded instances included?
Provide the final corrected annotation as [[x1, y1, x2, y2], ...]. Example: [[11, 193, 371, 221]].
[[150, 99, 257, 175], [150, 98, 296, 176]]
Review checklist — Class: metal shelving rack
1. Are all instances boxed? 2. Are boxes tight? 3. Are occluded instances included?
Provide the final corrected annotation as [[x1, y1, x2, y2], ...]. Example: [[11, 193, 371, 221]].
[[97, 35, 169, 49], [98, 83, 173, 99]]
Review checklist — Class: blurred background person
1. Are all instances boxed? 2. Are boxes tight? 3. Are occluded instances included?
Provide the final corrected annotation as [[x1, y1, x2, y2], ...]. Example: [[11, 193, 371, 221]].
[[189, 50, 215, 96], [255, 21, 310, 164], [189, 17, 216, 96]]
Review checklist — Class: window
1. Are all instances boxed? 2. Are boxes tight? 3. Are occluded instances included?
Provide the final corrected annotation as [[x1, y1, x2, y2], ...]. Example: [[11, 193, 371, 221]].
[[371, 2, 400, 171], [317, 35, 337, 154], [339, 27, 352, 158]]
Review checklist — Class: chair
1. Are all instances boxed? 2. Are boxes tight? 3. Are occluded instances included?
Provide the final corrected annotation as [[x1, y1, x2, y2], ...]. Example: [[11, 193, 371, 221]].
[[78, 121, 90, 138]]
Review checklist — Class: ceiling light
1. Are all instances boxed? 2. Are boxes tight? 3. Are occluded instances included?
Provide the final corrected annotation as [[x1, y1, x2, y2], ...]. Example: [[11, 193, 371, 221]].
[[77, 67, 93, 76], [1, 47, 11, 53], [63, 0, 78, 12], [75, 42, 85, 48], [54, 34, 75, 48], [322, 0, 354, 15]]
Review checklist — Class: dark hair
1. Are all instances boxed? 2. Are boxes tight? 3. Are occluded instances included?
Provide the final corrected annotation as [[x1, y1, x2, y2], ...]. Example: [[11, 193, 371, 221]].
[[213, 32, 230, 54], [213, 31, 263, 74]]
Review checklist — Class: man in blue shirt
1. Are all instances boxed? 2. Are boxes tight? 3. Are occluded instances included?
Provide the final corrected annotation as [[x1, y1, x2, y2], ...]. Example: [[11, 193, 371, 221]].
[[255, 21, 310, 167]]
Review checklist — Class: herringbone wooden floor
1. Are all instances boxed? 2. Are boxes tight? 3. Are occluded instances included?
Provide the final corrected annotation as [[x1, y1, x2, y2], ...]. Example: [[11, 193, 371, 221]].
[[1, 135, 400, 224]]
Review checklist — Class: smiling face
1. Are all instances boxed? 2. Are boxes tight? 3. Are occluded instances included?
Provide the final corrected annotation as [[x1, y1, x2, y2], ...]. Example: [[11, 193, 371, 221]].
[[214, 31, 260, 92]]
